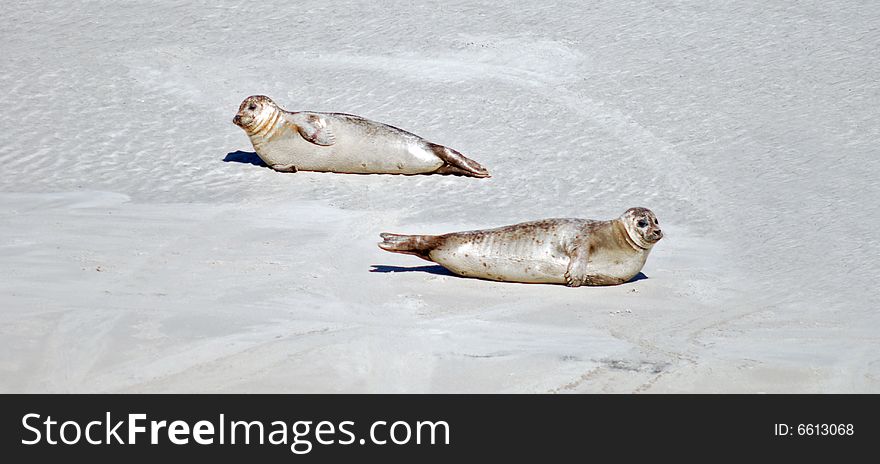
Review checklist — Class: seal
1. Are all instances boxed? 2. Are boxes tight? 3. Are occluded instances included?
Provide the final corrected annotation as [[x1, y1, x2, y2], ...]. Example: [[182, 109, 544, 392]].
[[232, 95, 489, 177], [378, 207, 663, 286]]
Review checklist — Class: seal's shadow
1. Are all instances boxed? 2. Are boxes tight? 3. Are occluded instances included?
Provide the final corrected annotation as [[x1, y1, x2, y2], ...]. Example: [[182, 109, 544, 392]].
[[224, 151, 267, 167], [370, 265, 457, 277], [370, 266, 649, 284]]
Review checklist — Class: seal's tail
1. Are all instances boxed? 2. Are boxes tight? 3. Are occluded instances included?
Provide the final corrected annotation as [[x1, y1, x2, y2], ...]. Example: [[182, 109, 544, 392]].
[[378, 233, 440, 260], [429, 143, 490, 178]]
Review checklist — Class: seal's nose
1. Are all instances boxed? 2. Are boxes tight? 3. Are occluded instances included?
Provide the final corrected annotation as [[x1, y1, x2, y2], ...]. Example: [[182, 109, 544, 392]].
[[233, 114, 241, 125]]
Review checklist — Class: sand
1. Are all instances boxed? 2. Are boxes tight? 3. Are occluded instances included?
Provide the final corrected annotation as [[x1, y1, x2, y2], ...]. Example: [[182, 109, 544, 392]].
[[1, 0, 878, 392]]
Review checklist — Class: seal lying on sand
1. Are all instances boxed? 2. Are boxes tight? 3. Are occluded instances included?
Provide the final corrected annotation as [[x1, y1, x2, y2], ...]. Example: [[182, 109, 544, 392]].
[[232, 95, 489, 177], [378, 208, 663, 286]]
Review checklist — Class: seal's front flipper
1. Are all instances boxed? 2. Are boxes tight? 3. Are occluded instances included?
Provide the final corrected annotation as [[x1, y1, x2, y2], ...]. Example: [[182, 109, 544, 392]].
[[429, 143, 490, 178], [290, 113, 336, 146], [564, 245, 590, 287], [271, 163, 298, 173]]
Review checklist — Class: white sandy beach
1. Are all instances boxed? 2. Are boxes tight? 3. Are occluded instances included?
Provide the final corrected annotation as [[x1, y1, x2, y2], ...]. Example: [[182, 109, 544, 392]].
[[1, 0, 878, 392]]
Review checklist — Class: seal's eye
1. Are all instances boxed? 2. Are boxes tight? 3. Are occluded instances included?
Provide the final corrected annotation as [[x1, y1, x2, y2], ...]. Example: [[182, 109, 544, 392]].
[[637, 219, 648, 228], [248, 104, 257, 111], [654, 219, 659, 225]]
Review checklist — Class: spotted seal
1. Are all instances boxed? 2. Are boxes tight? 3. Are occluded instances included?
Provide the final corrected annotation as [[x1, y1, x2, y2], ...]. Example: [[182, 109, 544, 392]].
[[233, 95, 489, 177], [378, 208, 663, 286]]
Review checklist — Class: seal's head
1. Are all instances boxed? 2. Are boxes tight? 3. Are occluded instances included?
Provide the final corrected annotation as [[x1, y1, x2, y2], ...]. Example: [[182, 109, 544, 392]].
[[233, 95, 278, 134], [619, 207, 663, 250]]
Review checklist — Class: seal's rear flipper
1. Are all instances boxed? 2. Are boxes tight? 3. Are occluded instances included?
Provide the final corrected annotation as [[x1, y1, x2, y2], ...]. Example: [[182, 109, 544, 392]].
[[434, 164, 484, 177], [429, 143, 490, 178], [378, 233, 440, 260]]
